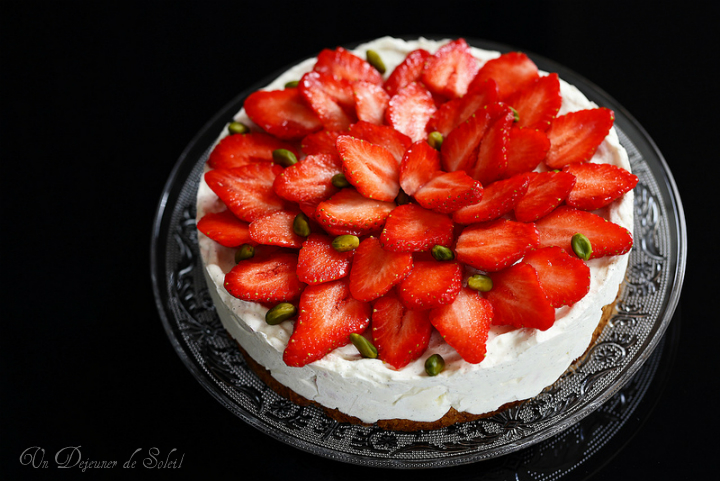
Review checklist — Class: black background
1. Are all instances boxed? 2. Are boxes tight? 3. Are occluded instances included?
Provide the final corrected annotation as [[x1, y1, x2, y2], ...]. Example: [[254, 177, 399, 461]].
[[2, 1, 714, 479]]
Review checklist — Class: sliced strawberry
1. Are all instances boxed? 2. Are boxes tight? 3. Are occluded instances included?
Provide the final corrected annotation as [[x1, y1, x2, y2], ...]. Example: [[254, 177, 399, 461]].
[[452, 173, 530, 224], [563, 162, 639, 210], [504, 126, 550, 178], [429, 287, 493, 363], [272, 153, 342, 204], [469, 52, 539, 101], [348, 121, 411, 165], [385, 82, 437, 143], [535, 206, 633, 258], [243, 88, 323, 140], [207, 132, 300, 170], [505, 73, 562, 131], [522, 246, 590, 307], [470, 106, 514, 184], [224, 252, 305, 303], [301, 129, 342, 156], [455, 218, 540, 271], [380, 203, 454, 252], [314, 46, 383, 84], [414, 170, 483, 214], [336, 135, 399, 202], [544, 108, 615, 169], [204, 163, 286, 222], [283, 278, 371, 367], [353, 81, 390, 125], [486, 262, 555, 330], [249, 210, 305, 248], [397, 261, 462, 311], [420, 38, 480, 99], [348, 237, 413, 302], [299, 71, 356, 131], [399, 140, 441, 196], [384, 48, 431, 97], [197, 209, 253, 248], [315, 188, 395, 236], [513, 171, 576, 222], [296, 233, 354, 285], [426, 79, 499, 136], [372, 291, 432, 369]]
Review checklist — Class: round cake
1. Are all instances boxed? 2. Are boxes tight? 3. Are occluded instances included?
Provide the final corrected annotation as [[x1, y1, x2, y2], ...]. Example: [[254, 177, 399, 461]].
[[195, 37, 636, 430]]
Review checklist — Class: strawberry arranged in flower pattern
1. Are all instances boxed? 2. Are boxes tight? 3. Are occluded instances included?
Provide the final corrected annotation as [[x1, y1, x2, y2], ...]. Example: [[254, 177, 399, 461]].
[[372, 291, 433, 369], [452, 173, 530, 224], [380, 203, 454, 252], [249, 210, 306, 248], [505, 73, 562, 131], [314, 46, 383, 84], [336, 135, 400, 202], [563, 162, 639, 210], [296, 233, 354, 285], [414, 170, 483, 214], [513, 171, 576, 222], [420, 38, 480, 100], [224, 252, 305, 303], [429, 287, 493, 364], [348, 121, 411, 165], [426, 79, 499, 136], [349, 237, 413, 302], [385, 82, 437, 143], [504, 126, 550, 178], [545, 108, 615, 169], [399, 140, 441, 196], [283, 278, 371, 367], [197, 209, 253, 248], [522, 246, 590, 307], [299, 71, 356, 131], [397, 261, 462, 311], [486, 262, 555, 331], [384, 48, 431, 97], [469, 51, 539, 101], [207, 131, 300, 170], [301, 129, 343, 156], [272, 153, 342, 205], [243, 88, 323, 141], [315, 188, 395, 236], [470, 106, 514, 184], [535, 206, 633, 258], [353, 81, 390, 125], [455, 219, 540, 271]]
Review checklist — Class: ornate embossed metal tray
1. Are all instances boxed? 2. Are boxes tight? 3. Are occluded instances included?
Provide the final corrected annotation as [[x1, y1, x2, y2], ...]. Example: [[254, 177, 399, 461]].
[[151, 38, 686, 469]]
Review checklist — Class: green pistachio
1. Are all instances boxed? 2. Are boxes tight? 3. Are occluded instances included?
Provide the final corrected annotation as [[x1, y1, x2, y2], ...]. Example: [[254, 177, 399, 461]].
[[265, 302, 297, 325], [431, 245, 455, 261], [272, 148, 298, 167], [427, 131, 444, 150], [467, 274, 493, 292], [366, 50, 386, 74], [571, 233, 592, 261], [293, 212, 311, 237], [510, 106, 520, 122], [425, 354, 445, 376], [235, 244, 255, 263], [331, 234, 360, 252], [331, 173, 351, 188], [284, 80, 299, 88], [350, 333, 378, 359], [228, 121, 249, 135]]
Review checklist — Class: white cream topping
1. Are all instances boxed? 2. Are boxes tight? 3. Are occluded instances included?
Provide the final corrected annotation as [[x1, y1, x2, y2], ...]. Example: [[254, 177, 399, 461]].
[[196, 37, 633, 423]]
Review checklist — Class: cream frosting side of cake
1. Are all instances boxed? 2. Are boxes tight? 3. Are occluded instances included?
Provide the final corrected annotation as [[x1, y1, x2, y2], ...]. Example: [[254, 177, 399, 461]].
[[196, 37, 634, 423]]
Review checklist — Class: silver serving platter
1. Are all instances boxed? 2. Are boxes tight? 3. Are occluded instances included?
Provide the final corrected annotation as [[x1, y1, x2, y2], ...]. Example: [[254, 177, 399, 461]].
[[151, 37, 686, 469]]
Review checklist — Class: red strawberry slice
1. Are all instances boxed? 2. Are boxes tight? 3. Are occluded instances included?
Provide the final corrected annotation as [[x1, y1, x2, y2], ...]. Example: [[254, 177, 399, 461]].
[[513, 171, 576, 222], [563, 162, 639, 210], [197, 209, 253, 248], [243, 88, 323, 141], [397, 261, 462, 311], [385, 82, 437, 143], [296, 233, 354, 285], [486, 262, 555, 330], [249, 210, 306, 248], [545, 108, 615, 169], [301, 129, 342, 156], [384, 48, 431, 97], [372, 291, 433, 369], [348, 237, 413, 302], [452, 173, 530, 224], [420, 38, 480, 99], [522, 246, 590, 307], [505, 73, 562, 131], [272, 153, 342, 204], [204, 163, 286, 223], [353, 81, 390, 125], [504, 126, 550, 178], [399, 140, 441, 196], [336, 135, 400, 202], [314, 46, 383, 84], [224, 252, 305, 303], [429, 287, 493, 363], [283, 278, 371, 367], [455, 218, 540, 271], [315, 188, 395, 236], [470, 106, 514, 184], [535, 206, 633, 258], [380, 203, 454, 252], [414, 170, 483, 214], [426, 79, 499, 136], [207, 132, 300, 170], [299, 71, 356, 131], [469, 51, 539, 101], [348, 121, 412, 165]]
